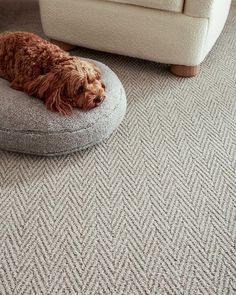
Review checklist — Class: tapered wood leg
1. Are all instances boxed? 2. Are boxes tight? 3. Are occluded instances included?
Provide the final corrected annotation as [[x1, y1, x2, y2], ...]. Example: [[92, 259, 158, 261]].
[[50, 39, 77, 51], [170, 64, 200, 77]]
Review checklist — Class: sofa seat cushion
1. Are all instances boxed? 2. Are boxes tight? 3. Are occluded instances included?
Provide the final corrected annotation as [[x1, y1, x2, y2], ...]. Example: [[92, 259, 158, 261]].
[[0, 59, 127, 156], [104, 0, 184, 12]]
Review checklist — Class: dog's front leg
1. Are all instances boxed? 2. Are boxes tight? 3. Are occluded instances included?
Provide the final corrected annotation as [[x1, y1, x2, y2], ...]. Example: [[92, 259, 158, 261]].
[[10, 79, 23, 91]]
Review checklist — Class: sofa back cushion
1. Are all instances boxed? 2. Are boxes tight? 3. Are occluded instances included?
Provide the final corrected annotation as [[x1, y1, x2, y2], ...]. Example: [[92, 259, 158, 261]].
[[103, 0, 184, 12]]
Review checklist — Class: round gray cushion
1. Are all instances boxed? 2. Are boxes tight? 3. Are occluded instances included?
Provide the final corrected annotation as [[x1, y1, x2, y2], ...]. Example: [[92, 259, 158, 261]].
[[0, 60, 126, 156]]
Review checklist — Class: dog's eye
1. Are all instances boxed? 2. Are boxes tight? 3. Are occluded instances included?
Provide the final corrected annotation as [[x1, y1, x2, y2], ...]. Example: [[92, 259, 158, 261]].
[[78, 87, 83, 94], [101, 82, 106, 90]]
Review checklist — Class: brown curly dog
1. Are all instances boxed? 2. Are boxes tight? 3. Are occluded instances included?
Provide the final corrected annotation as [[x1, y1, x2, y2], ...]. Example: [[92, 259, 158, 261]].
[[0, 32, 106, 115]]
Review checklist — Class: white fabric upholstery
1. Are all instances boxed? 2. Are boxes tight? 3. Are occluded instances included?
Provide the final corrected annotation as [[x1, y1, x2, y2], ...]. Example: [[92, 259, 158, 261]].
[[103, 0, 184, 12], [39, 0, 231, 66], [203, 0, 232, 56], [184, 0, 225, 18], [40, 0, 208, 65]]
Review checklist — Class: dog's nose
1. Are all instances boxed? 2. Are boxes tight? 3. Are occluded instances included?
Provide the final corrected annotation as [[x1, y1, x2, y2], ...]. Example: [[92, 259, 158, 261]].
[[94, 96, 102, 103]]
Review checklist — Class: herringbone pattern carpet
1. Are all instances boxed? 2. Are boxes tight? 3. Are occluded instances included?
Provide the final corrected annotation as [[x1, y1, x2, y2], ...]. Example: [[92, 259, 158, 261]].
[[0, 1, 236, 294]]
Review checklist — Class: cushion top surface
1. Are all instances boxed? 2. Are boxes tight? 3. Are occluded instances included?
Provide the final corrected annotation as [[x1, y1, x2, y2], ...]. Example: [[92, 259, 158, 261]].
[[0, 59, 126, 156], [103, 0, 184, 12]]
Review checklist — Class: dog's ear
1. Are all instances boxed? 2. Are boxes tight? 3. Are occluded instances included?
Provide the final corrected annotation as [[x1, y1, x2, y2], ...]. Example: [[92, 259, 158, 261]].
[[24, 71, 73, 115], [63, 68, 87, 99], [45, 87, 73, 115], [79, 60, 102, 82], [92, 63, 102, 80]]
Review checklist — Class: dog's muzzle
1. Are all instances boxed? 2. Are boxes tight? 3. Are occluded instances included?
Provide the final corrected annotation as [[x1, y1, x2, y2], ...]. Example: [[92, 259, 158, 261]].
[[94, 96, 105, 104]]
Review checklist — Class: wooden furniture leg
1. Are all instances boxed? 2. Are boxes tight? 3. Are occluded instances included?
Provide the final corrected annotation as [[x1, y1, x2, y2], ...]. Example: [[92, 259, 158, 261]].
[[170, 64, 200, 77], [50, 39, 77, 51]]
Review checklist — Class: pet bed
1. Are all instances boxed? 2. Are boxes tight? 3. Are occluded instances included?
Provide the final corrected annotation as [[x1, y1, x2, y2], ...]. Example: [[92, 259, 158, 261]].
[[0, 60, 126, 156]]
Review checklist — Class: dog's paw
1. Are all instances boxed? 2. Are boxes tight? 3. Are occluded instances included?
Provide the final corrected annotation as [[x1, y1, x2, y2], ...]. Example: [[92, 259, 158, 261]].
[[10, 80, 23, 91]]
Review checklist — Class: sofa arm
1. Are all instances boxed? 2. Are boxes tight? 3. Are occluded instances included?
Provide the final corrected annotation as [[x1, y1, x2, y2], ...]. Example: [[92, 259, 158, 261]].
[[184, 0, 223, 18], [184, 0, 231, 65]]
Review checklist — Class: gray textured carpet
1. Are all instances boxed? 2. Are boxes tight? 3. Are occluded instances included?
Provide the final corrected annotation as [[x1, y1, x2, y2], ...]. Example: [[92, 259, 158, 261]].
[[0, 1, 236, 294]]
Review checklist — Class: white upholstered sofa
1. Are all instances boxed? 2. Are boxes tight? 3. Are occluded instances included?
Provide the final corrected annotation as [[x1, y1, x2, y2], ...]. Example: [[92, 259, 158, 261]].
[[39, 0, 232, 76]]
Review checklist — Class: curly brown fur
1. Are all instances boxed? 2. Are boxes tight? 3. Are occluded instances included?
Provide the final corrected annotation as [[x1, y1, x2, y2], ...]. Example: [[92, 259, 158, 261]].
[[0, 32, 106, 115]]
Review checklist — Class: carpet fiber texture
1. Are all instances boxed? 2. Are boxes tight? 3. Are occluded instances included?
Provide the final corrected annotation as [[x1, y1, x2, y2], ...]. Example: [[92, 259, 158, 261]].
[[0, 0, 236, 294]]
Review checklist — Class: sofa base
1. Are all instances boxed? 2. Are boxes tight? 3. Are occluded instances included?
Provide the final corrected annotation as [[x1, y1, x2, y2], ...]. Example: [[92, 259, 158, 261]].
[[40, 0, 209, 66], [170, 64, 200, 77], [50, 39, 77, 51], [39, 0, 231, 68], [51, 38, 201, 77]]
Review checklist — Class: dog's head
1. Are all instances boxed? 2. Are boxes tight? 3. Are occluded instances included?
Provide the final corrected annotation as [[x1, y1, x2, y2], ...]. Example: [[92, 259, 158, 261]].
[[25, 60, 106, 115], [75, 79, 106, 110], [68, 59, 106, 110]]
